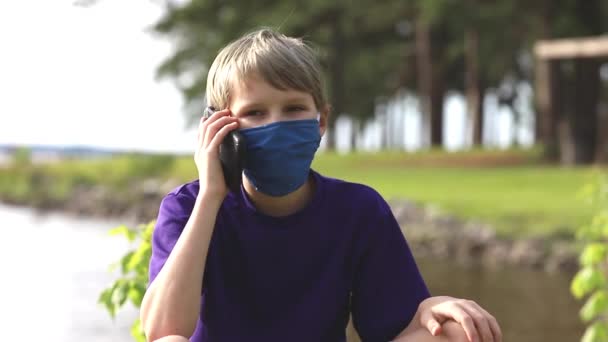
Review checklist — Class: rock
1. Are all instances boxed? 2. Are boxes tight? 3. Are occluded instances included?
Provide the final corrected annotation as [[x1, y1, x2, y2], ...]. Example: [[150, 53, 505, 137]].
[[545, 241, 579, 274], [508, 239, 547, 269]]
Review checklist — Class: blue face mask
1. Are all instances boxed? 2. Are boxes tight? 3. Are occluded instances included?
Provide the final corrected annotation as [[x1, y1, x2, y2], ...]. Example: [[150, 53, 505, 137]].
[[239, 118, 321, 197]]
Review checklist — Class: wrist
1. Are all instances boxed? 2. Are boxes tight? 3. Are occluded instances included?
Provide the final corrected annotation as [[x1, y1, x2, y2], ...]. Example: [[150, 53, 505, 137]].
[[196, 187, 225, 209]]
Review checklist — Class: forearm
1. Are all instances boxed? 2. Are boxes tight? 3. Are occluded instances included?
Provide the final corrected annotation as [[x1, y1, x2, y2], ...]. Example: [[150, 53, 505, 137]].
[[141, 192, 221, 340]]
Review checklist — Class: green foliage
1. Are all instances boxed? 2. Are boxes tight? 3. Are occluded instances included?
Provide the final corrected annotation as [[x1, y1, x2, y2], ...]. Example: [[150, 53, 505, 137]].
[[12, 147, 32, 168], [571, 173, 608, 341], [149, 0, 608, 133], [99, 221, 155, 342], [0, 153, 181, 205], [153, 0, 411, 125], [582, 322, 608, 342]]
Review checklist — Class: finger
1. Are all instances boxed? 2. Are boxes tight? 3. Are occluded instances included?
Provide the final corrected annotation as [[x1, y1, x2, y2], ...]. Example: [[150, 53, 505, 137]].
[[201, 114, 236, 148], [204, 116, 238, 147], [469, 303, 502, 342], [419, 307, 442, 336], [202, 108, 230, 122], [426, 318, 442, 336], [432, 303, 479, 342], [419, 302, 449, 330], [488, 315, 502, 342], [208, 121, 239, 150], [200, 109, 231, 146], [460, 301, 493, 342]]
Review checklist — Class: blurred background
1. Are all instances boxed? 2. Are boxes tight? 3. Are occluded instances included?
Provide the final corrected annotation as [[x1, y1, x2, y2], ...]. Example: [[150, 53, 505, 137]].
[[1, 0, 608, 341]]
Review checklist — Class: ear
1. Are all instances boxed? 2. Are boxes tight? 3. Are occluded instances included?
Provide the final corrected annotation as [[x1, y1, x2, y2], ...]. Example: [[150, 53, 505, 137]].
[[319, 104, 331, 137]]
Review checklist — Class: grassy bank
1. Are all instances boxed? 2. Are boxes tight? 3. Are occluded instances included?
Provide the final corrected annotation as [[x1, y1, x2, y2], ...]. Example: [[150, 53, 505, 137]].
[[313, 151, 596, 238], [0, 148, 600, 238]]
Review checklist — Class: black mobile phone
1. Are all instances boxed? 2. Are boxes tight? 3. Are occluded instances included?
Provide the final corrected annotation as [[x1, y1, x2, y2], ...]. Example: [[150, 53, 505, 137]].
[[203, 107, 246, 193]]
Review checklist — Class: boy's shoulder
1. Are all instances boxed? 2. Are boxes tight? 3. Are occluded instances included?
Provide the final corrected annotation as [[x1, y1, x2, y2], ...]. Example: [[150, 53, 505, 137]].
[[165, 179, 200, 200], [315, 171, 389, 211]]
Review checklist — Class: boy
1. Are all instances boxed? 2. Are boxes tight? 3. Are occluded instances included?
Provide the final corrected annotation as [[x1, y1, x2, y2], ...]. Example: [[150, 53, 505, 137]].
[[140, 28, 501, 342]]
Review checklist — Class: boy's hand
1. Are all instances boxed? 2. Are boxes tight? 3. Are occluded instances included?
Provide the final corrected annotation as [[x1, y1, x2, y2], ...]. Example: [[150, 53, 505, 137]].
[[195, 108, 239, 199], [418, 296, 502, 342]]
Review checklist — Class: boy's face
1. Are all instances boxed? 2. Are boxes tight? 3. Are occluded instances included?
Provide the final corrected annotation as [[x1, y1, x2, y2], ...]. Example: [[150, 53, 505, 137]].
[[228, 73, 328, 135]]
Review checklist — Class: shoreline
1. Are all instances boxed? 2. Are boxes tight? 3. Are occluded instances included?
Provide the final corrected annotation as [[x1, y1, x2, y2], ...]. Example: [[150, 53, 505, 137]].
[[1, 182, 581, 275], [389, 199, 579, 275]]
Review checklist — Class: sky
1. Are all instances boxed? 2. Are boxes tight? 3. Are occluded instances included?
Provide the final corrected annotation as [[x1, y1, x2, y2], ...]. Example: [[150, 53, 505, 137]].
[[0, 1, 534, 155], [0, 0, 196, 154]]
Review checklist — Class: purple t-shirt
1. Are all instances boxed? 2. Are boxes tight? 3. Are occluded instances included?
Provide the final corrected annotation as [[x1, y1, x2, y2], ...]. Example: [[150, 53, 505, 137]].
[[148, 170, 430, 342]]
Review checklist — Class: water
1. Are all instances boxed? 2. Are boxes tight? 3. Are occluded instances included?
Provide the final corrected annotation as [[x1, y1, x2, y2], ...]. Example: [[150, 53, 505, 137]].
[[416, 260, 585, 342], [0, 204, 585, 342], [0, 204, 137, 342]]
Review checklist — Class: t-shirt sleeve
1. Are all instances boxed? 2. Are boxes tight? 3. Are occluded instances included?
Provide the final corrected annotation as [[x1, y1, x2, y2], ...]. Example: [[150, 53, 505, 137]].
[[148, 192, 193, 287], [351, 198, 431, 342]]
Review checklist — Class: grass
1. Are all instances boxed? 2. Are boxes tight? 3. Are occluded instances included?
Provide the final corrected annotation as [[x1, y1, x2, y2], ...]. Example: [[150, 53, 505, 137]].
[[311, 150, 599, 238], [0, 148, 602, 238]]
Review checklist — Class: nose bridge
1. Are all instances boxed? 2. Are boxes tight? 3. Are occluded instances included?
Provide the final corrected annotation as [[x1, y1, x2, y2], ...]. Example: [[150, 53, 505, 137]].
[[268, 105, 283, 122]]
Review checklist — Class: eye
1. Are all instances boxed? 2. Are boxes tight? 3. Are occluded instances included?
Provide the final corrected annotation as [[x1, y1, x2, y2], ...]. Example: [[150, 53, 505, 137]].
[[286, 105, 306, 112], [244, 110, 264, 117]]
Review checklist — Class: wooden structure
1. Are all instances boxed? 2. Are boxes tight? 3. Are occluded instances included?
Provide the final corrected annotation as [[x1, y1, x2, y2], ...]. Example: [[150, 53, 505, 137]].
[[535, 36, 608, 60], [534, 36, 608, 164]]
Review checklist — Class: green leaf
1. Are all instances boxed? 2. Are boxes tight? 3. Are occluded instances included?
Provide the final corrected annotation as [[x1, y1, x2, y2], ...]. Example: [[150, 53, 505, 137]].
[[98, 287, 116, 319], [131, 317, 146, 342], [580, 243, 608, 267], [109, 225, 137, 242], [111, 280, 129, 307], [120, 251, 136, 274], [128, 245, 149, 271], [99, 221, 155, 335], [582, 322, 608, 342], [142, 220, 156, 241], [128, 284, 145, 308], [572, 267, 606, 299], [581, 290, 608, 322]]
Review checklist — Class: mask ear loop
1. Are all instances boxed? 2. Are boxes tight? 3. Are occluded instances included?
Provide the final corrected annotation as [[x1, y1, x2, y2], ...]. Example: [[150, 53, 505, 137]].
[[316, 112, 321, 122]]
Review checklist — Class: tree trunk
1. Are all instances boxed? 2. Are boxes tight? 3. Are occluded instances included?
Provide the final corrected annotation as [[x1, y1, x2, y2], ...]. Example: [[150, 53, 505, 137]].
[[534, 0, 562, 161], [350, 118, 358, 152], [327, 14, 345, 151], [430, 73, 444, 147], [558, 59, 600, 165], [560, 0, 603, 164], [558, 0, 602, 165], [465, 28, 484, 146], [596, 101, 608, 163], [570, 58, 600, 164], [535, 59, 561, 160], [416, 18, 432, 147], [416, 18, 444, 147]]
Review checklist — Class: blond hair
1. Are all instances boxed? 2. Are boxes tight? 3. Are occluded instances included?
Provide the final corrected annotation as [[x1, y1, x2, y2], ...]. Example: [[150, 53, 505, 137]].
[[205, 28, 326, 111]]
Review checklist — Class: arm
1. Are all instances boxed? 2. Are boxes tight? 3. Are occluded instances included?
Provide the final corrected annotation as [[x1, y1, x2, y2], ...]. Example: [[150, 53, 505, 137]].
[[349, 194, 501, 342], [350, 195, 431, 342], [140, 109, 239, 341], [140, 193, 221, 340]]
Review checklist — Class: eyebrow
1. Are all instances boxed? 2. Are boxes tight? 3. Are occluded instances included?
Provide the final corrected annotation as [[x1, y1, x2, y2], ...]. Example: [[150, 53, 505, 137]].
[[283, 96, 310, 103], [236, 98, 310, 110]]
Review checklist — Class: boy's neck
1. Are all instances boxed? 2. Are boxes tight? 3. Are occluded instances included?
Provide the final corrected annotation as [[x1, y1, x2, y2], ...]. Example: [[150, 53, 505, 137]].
[[242, 173, 316, 217]]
